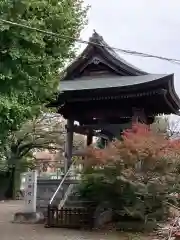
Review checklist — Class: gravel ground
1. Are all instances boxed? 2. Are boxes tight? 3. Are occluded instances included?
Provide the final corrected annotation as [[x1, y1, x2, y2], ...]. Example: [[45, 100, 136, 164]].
[[0, 200, 122, 240]]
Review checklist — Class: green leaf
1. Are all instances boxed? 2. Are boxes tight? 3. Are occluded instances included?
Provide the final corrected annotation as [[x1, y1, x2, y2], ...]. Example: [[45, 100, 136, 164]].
[[0, 0, 88, 143]]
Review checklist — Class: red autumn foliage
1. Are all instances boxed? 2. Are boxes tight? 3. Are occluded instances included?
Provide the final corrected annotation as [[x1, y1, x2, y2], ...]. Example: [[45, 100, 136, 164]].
[[80, 124, 180, 223], [85, 123, 180, 172]]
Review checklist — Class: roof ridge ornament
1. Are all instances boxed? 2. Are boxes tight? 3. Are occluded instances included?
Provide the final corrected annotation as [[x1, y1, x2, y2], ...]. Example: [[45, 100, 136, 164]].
[[92, 56, 100, 65], [89, 30, 103, 43]]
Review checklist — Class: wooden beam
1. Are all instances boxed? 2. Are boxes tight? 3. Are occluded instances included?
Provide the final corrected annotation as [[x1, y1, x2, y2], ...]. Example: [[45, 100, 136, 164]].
[[64, 119, 74, 173], [132, 108, 147, 124], [87, 130, 93, 146]]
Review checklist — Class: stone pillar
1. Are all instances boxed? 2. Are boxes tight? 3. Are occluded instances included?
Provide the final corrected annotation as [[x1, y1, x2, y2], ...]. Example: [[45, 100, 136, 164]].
[[13, 170, 44, 224], [64, 119, 74, 173]]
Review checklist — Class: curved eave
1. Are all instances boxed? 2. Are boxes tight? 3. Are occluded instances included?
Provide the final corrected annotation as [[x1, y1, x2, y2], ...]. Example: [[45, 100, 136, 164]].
[[59, 74, 172, 93], [163, 93, 179, 115], [98, 37, 147, 76], [47, 74, 176, 108], [62, 43, 93, 80], [167, 74, 180, 111]]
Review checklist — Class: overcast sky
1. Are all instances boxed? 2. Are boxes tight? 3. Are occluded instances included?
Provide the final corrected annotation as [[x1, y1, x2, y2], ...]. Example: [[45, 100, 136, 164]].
[[80, 0, 180, 98]]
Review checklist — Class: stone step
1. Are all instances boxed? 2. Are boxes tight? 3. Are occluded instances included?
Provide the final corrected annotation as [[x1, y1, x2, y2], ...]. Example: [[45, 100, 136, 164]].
[[64, 200, 83, 208], [64, 200, 93, 208], [67, 194, 80, 201]]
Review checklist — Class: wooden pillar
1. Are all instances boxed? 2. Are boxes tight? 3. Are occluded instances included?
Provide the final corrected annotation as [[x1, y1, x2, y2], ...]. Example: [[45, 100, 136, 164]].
[[64, 119, 74, 173], [87, 130, 93, 146], [132, 108, 147, 124]]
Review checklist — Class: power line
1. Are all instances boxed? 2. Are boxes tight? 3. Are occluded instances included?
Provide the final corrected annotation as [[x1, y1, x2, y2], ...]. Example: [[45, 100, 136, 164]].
[[0, 18, 180, 65]]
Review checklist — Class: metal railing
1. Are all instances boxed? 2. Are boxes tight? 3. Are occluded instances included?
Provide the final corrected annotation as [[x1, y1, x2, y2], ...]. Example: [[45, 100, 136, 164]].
[[58, 184, 75, 209], [49, 161, 75, 205], [46, 160, 96, 229], [49, 161, 82, 205]]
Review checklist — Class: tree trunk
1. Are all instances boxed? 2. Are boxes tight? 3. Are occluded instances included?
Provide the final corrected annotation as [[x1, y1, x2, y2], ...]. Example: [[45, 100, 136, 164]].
[[6, 154, 20, 199], [5, 166, 15, 199]]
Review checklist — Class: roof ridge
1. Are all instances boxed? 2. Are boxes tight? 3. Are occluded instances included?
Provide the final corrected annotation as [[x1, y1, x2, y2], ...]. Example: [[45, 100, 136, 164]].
[[62, 31, 147, 80], [88, 31, 147, 74]]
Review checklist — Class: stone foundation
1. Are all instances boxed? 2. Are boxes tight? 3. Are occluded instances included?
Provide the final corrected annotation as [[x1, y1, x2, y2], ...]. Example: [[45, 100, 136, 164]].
[[12, 212, 44, 224]]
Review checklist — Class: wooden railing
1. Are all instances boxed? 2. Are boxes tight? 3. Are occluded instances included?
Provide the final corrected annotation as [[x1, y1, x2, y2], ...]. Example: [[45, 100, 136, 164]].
[[46, 205, 94, 229]]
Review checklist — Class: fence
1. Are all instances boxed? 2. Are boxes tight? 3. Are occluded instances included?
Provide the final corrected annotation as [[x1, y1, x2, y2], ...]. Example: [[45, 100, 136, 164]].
[[46, 205, 94, 229]]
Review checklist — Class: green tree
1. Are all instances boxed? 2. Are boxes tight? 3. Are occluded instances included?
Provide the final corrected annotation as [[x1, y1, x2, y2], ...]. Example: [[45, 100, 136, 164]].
[[0, 0, 88, 141]]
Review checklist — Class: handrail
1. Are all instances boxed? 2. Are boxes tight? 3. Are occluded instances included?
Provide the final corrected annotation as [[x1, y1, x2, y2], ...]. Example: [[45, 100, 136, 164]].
[[58, 184, 74, 209], [49, 161, 75, 205]]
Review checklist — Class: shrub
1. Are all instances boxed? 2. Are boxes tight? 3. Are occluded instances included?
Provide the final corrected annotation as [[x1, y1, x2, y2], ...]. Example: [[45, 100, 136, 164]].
[[79, 123, 180, 222]]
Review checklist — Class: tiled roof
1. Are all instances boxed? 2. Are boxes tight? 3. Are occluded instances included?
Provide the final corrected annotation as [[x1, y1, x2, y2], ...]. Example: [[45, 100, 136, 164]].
[[59, 74, 168, 91]]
